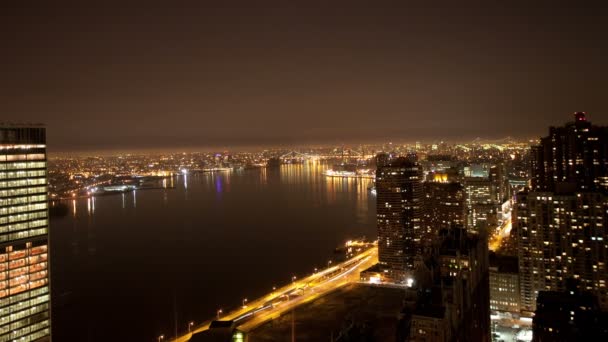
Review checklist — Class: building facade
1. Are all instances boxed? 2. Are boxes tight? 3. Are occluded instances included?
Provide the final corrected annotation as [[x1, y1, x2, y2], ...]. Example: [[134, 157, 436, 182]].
[[489, 253, 520, 313], [376, 156, 423, 278], [516, 112, 608, 313], [463, 177, 496, 232], [516, 191, 608, 312], [0, 126, 51, 341], [437, 227, 491, 342], [531, 111, 608, 193], [422, 181, 466, 243], [406, 226, 491, 342]]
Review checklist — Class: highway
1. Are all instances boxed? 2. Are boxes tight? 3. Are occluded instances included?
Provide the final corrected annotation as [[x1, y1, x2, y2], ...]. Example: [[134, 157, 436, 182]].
[[171, 246, 378, 342]]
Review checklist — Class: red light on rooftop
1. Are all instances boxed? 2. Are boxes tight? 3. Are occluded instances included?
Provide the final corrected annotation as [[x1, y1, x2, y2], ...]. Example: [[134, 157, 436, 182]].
[[574, 112, 587, 121]]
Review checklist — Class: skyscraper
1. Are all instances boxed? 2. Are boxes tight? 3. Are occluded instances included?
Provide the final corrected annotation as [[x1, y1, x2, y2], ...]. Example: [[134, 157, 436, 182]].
[[531, 111, 608, 192], [516, 191, 608, 313], [516, 113, 608, 313], [464, 176, 496, 232], [0, 126, 51, 341], [422, 181, 466, 241], [376, 156, 423, 279]]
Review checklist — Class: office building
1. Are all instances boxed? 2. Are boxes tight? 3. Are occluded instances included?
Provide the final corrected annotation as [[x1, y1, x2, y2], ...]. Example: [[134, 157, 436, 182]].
[[0, 126, 51, 341], [376, 156, 423, 279], [489, 253, 520, 313], [463, 177, 496, 232], [422, 181, 466, 242]]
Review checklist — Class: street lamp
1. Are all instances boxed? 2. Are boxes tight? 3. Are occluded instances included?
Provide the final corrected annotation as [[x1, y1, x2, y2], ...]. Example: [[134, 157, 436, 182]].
[[328, 260, 332, 268], [158, 335, 164, 342], [242, 298, 248, 308], [188, 321, 194, 332], [314, 267, 318, 274], [217, 309, 223, 320], [292, 275, 297, 284]]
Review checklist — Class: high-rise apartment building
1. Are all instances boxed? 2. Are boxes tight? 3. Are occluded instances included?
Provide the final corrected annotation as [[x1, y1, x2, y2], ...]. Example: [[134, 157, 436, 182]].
[[516, 191, 608, 312], [531, 111, 608, 193], [376, 156, 423, 278], [516, 113, 608, 313], [0, 126, 50, 341]]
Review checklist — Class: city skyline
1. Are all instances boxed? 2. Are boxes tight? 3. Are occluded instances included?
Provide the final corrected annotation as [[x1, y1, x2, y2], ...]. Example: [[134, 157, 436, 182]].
[[3, 109, 606, 341], [3, 2, 608, 341], [2, 2, 608, 152]]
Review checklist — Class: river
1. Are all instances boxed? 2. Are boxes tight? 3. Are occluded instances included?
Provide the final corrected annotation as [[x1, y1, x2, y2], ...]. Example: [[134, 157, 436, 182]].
[[50, 162, 376, 341]]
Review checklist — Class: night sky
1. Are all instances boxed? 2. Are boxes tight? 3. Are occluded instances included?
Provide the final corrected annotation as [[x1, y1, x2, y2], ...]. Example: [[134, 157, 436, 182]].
[[2, 2, 607, 152]]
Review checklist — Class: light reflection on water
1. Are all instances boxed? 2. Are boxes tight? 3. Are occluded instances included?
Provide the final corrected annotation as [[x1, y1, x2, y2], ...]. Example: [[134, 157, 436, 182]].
[[52, 162, 375, 341]]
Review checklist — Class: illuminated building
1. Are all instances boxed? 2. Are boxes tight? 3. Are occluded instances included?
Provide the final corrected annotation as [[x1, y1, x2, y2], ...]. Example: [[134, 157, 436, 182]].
[[516, 113, 608, 314], [0, 126, 50, 341], [489, 253, 520, 313], [376, 156, 423, 279], [422, 181, 465, 242], [515, 191, 608, 313], [489, 163, 508, 203], [463, 177, 496, 232], [531, 112, 608, 193], [463, 164, 489, 178]]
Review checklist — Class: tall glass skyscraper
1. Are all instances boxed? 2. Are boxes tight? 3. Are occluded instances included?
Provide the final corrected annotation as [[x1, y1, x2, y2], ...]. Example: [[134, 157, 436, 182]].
[[0, 126, 50, 341]]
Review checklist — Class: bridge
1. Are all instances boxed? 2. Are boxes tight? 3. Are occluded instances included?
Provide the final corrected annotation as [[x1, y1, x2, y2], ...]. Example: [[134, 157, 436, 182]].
[[170, 246, 378, 342], [279, 150, 319, 161], [278, 148, 373, 162]]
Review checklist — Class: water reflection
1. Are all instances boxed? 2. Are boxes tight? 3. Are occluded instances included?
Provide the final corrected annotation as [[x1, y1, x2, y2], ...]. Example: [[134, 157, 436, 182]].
[[214, 174, 222, 196], [55, 162, 376, 342], [86, 197, 95, 216], [67, 163, 373, 220]]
